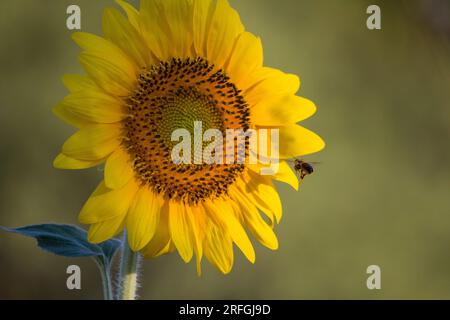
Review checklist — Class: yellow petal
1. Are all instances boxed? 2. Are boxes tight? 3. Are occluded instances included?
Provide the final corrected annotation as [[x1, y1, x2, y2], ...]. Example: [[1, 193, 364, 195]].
[[140, 0, 171, 60], [248, 161, 299, 191], [53, 153, 104, 170], [141, 201, 175, 258], [245, 67, 300, 105], [62, 124, 121, 161], [203, 221, 234, 274], [105, 148, 134, 189], [279, 124, 326, 159], [73, 31, 137, 77], [115, 0, 140, 30], [273, 161, 299, 191], [226, 32, 263, 89], [79, 179, 137, 224], [244, 207, 279, 250], [88, 214, 126, 244], [53, 103, 91, 129], [62, 74, 97, 93], [204, 199, 255, 264], [161, 0, 194, 58], [169, 201, 194, 263], [238, 172, 282, 224], [56, 91, 126, 124], [127, 187, 162, 251], [252, 95, 317, 126], [189, 204, 207, 275], [193, 0, 215, 56], [72, 32, 136, 97], [230, 187, 278, 250], [207, 0, 244, 69], [79, 52, 135, 98], [103, 7, 152, 68]]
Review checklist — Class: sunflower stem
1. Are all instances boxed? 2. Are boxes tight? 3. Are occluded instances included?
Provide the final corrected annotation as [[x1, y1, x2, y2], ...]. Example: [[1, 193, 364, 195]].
[[118, 231, 141, 300], [100, 263, 114, 300]]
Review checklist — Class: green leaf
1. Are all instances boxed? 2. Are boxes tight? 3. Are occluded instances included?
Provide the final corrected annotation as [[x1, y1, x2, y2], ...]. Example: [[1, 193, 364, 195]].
[[0, 224, 122, 267]]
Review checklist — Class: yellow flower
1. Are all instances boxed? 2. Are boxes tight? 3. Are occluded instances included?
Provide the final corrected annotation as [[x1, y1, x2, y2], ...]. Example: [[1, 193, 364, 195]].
[[54, 0, 324, 274]]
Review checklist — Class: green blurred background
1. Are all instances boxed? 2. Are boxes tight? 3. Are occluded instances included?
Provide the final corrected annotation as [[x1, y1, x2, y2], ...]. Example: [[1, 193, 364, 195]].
[[1, 0, 449, 300]]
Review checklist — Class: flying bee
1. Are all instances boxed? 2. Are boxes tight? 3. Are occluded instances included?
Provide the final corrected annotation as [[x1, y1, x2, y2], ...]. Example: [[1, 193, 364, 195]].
[[287, 158, 319, 184], [294, 159, 315, 180]]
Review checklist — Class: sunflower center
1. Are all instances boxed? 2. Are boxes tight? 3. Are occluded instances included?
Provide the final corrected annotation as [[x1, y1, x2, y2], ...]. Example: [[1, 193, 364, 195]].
[[158, 87, 223, 153], [123, 57, 250, 204]]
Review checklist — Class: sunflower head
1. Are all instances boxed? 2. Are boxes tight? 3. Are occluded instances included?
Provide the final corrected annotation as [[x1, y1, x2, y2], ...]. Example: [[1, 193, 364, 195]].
[[54, 0, 325, 275]]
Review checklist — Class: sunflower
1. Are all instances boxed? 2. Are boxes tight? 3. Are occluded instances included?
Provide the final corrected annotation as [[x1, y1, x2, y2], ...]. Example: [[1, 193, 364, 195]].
[[54, 0, 324, 274]]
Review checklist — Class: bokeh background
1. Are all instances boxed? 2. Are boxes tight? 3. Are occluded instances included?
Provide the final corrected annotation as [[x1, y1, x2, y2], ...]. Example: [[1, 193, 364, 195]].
[[1, 0, 449, 300]]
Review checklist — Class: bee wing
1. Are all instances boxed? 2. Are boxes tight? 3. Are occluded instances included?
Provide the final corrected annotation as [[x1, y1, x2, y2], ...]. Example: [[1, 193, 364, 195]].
[[284, 154, 321, 164], [286, 159, 322, 166]]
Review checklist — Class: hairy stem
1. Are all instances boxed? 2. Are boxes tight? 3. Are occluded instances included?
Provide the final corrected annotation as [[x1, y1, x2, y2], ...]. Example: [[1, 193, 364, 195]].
[[118, 231, 141, 300]]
